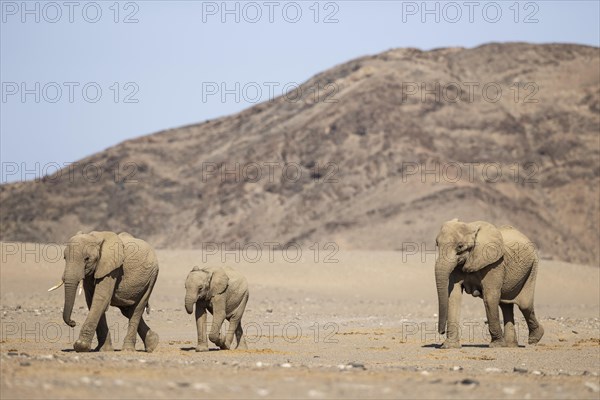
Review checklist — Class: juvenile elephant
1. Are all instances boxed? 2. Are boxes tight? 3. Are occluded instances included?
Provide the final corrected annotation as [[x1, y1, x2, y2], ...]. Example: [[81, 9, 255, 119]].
[[434, 219, 544, 348], [49, 231, 159, 352], [185, 266, 249, 351]]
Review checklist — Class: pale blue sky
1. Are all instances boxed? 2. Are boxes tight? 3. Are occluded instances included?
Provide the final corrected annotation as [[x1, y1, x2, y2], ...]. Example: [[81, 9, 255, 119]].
[[1, 1, 599, 182]]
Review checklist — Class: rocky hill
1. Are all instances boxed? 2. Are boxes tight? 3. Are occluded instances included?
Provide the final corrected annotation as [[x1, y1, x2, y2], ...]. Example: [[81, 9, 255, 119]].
[[1, 43, 599, 265]]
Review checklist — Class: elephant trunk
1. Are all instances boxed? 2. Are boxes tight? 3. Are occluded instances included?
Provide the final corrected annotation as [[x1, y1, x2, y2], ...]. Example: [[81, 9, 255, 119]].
[[185, 293, 196, 314], [435, 267, 450, 334], [63, 281, 78, 327], [435, 248, 456, 335], [63, 263, 83, 327]]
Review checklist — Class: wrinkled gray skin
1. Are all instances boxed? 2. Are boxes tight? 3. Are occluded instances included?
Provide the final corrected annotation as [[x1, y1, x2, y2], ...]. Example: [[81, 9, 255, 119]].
[[435, 219, 544, 348], [185, 266, 249, 351], [59, 231, 159, 352]]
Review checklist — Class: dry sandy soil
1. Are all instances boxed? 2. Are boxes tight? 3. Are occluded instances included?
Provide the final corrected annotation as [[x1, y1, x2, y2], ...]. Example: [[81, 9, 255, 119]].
[[1, 243, 599, 399]]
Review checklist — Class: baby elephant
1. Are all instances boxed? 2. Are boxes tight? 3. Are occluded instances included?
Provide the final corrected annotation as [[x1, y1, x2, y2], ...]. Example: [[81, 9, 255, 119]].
[[184, 266, 249, 351]]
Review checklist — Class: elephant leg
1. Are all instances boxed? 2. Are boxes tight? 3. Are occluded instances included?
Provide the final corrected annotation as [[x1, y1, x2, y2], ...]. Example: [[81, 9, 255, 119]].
[[482, 289, 504, 347], [121, 274, 158, 352], [120, 306, 158, 352], [517, 260, 543, 345], [209, 314, 227, 350], [208, 295, 227, 349], [138, 274, 159, 352], [518, 305, 544, 345], [226, 293, 248, 349], [195, 304, 209, 352], [137, 315, 149, 341], [75, 272, 117, 352], [122, 311, 140, 351], [224, 319, 240, 350], [122, 296, 151, 351], [138, 316, 159, 353], [83, 279, 113, 352], [119, 306, 136, 351], [95, 314, 114, 352], [235, 320, 247, 350], [500, 303, 517, 347], [441, 278, 462, 349]]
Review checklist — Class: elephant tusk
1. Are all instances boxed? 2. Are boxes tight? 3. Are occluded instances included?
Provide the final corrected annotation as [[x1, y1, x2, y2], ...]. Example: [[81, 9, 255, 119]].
[[78, 282, 83, 296], [47, 281, 64, 292]]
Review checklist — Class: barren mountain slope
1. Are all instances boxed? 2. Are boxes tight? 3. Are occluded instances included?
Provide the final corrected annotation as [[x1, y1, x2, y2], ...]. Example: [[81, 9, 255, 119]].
[[1, 43, 599, 265]]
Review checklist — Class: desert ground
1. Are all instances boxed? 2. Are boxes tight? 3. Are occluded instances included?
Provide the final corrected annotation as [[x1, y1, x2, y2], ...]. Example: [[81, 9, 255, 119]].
[[1, 243, 599, 399]]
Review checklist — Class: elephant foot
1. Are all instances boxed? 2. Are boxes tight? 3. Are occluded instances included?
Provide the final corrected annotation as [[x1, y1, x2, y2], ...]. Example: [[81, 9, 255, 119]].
[[144, 331, 159, 353], [121, 342, 136, 352], [195, 344, 209, 352], [440, 340, 461, 349], [74, 339, 91, 353], [209, 334, 226, 349], [504, 331, 518, 348], [528, 326, 544, 345], [489, 339, 506, 348], [219, 342, 230, 350]]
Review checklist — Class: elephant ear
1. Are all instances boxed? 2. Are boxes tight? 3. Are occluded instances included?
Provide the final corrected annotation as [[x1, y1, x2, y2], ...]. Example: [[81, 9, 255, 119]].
[[462, 222, 504, 273], [208, 267, 229, 297], [91, 232, 125, 279]]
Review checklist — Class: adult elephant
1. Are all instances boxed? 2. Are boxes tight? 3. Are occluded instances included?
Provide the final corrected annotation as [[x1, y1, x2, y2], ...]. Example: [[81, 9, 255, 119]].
[[434, 219, 544, 348], [49, 231, 159, 352]]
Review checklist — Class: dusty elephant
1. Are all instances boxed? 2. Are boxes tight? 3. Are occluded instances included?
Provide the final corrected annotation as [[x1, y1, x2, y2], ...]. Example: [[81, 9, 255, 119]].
[[49, 231, 160, 352], [184, 266, 249, 351], [434, 219, 544, 348]]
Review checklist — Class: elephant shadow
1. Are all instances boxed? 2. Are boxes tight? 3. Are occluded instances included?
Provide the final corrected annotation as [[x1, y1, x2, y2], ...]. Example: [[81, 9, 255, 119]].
[[179, 346, 222, 352], [60, 348, 151, 353], [421, 343, 525, 349]]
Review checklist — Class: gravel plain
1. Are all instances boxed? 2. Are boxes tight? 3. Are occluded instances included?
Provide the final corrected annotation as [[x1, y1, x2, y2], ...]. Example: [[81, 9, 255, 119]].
[[1, 245, 599, 399]]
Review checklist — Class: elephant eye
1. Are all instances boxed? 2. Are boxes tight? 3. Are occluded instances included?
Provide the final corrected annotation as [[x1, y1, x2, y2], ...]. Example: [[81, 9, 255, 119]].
[[84, 256, 90, 262]]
